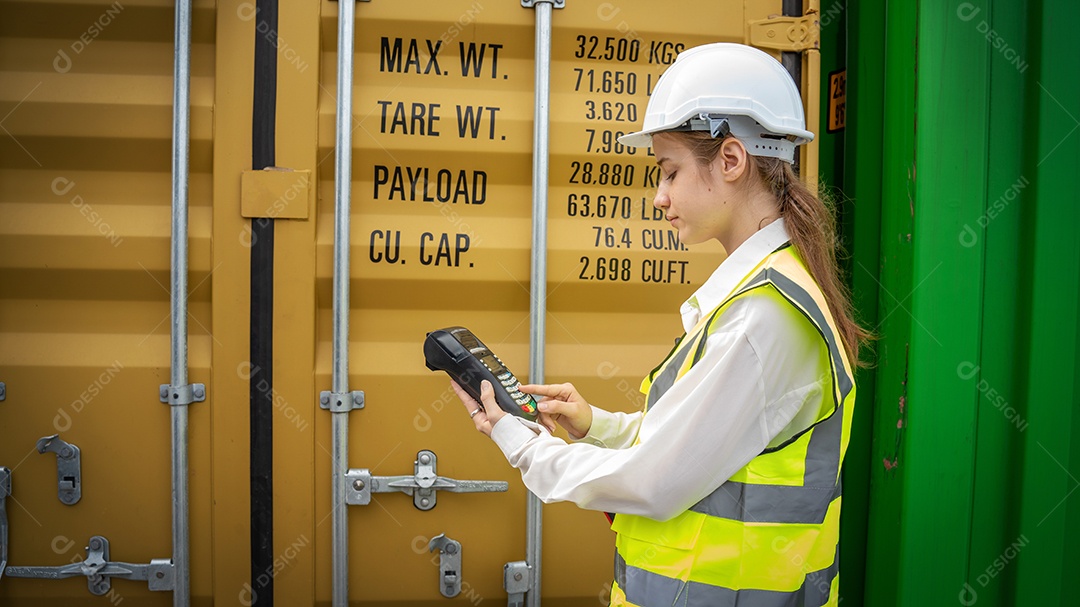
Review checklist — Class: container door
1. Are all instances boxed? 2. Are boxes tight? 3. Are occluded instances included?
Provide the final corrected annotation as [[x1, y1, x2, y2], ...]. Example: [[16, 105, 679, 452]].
[[0, 1, 215, 605]]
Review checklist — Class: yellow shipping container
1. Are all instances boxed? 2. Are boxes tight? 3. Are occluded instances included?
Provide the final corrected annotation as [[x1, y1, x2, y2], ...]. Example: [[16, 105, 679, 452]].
[[0, 0, 819, 604]]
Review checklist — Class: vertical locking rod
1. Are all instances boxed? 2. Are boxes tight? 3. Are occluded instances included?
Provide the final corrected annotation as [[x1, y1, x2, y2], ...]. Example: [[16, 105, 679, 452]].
[[170, 1, 193, 605], [331, 0, 356, 605], [1, 467, 10, 579], [524, 1, 560, 605]]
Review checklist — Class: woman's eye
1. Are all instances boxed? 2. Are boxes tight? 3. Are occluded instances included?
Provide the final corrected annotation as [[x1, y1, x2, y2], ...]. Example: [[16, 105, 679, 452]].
[[665, 171, 677, 181]]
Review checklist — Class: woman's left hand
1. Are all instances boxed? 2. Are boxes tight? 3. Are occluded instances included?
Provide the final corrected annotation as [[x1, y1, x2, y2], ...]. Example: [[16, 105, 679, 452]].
[[451, 380, 506, 437]]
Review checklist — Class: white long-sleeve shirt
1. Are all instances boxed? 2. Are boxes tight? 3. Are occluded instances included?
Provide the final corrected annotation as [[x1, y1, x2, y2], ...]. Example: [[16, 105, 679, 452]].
[[490, 219, 830, 521]]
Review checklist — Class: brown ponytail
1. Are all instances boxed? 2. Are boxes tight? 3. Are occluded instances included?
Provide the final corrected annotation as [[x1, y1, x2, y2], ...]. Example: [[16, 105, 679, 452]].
[[678, 131, 872, 366]]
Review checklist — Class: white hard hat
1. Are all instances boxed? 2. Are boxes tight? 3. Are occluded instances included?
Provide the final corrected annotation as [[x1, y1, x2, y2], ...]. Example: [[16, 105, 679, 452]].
[[619, 43, 813, 163]]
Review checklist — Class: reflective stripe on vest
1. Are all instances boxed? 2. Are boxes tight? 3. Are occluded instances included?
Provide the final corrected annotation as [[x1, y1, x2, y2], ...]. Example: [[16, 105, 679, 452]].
[[645, 265, 853, 419], [612, 246, 854, 606], [615, 544, 840, 607]]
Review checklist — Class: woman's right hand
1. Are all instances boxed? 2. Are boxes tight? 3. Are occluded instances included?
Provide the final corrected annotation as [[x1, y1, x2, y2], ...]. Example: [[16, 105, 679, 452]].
[[520, 383, 594, 440]]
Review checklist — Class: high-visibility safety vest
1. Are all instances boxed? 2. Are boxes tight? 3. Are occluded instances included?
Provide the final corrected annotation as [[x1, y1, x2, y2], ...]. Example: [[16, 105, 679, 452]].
[[609, 244, 855, 607]]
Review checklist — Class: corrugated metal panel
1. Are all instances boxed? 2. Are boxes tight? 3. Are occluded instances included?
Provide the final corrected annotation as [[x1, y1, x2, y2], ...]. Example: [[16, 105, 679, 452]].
[[852, 0, 1080, 605], [0, 0, 215, 605]]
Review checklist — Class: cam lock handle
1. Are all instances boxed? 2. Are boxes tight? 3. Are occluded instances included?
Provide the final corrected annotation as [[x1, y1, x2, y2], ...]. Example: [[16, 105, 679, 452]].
[[428, 533, 462, 598], [345, 450, 508, 510], [35, 434, 81, 505]]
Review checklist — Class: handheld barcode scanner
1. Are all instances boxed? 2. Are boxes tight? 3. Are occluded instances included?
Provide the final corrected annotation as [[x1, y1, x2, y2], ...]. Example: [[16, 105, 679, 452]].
[[424, 327, 539, 422]]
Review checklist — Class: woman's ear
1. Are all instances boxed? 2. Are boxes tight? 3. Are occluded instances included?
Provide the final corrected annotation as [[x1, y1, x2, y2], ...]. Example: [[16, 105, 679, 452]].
[[716, 138, 749, 182]]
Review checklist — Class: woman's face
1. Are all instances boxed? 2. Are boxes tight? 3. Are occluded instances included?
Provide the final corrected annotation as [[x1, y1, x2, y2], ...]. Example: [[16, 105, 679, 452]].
[[651, 133, 733, 246]]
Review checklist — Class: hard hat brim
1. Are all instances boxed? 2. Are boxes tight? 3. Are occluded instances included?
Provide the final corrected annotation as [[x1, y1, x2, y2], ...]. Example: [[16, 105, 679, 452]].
[[618, 129, 657, 149]]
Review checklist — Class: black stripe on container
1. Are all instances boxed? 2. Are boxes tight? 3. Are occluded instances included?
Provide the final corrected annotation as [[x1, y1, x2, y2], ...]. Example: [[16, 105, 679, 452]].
[[782, 0, 803, 174], [250, 0, 278, 604]]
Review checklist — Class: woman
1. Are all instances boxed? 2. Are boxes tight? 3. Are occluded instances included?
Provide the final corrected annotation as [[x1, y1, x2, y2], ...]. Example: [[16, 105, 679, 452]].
[[452, 43, 868, 607]]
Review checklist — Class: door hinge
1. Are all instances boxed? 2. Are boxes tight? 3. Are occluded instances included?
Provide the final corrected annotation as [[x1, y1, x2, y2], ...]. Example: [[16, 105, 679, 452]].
[[747, 11, 820, 52]]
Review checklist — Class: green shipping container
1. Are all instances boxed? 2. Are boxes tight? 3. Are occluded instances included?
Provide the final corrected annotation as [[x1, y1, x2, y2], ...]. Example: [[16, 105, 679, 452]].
[[821, 0, 1080, 605]]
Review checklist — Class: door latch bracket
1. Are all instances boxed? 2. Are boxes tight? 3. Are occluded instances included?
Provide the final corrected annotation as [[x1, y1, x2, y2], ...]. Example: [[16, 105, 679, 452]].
[[159, 383, 206, 406], [521, 0, 565, 8], [504, 560, 533, 607], [746, 11, 820, 52], [2, 535, 173, 593], [345, 450, 508, 510], [35, 434, 81, 505], [428, 533, 462, 598], [319, 390, 364, 413]]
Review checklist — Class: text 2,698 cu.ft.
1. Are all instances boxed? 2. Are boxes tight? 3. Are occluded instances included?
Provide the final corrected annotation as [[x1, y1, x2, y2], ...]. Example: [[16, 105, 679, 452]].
[[578, 256, 690, 284]]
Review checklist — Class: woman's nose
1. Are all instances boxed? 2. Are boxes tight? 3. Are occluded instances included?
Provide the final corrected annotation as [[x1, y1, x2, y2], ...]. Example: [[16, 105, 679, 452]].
[[653, 183, 669, 210]]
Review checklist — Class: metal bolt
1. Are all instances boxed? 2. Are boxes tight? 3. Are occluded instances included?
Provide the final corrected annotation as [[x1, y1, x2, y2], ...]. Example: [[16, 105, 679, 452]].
[[172, 392, 179, 401], [353, 393, 363, 405], [514, 572, 523, 581], [194, 386, 205, 399], [61, 447, 73, 459], [320, 393, 330, 405], [61, 493, 74, 503], [90, 538, 101, 550], [445, 543, 458, 555], [352, 479, 365, 491], [420, 498, 430, 508], [156, 571, 165, 579], [419, 453, 431, 465], [160, 386, 168, 399]]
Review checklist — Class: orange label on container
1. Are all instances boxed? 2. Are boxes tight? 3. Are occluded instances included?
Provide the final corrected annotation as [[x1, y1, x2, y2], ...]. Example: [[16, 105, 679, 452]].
[[828, 69, 847, 132]]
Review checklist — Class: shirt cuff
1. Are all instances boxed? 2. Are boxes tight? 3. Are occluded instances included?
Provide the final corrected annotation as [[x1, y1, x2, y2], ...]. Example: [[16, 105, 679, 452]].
[[577, 406, 618, 447], [490, 415, 543, 460]]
